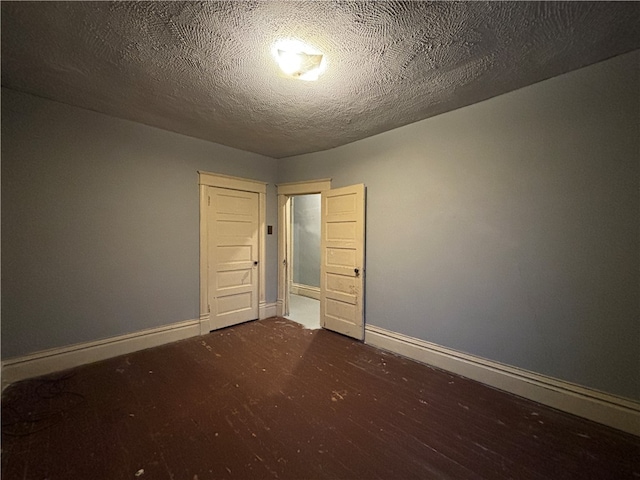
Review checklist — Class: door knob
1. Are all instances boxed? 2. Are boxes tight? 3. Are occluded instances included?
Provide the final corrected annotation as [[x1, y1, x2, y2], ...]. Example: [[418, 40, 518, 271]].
[[254, 261, 259, 266], [354, 268, 360, 277]]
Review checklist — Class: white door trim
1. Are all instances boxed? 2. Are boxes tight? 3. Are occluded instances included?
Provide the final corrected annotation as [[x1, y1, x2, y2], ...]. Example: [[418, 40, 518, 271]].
[[199, 171, 267, 335], [276, 179, 331, 316], [277, 178, 332, 196]]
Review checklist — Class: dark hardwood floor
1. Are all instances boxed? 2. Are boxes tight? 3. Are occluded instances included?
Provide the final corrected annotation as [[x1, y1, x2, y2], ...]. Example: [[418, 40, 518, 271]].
[[2, 317, 639, 479]]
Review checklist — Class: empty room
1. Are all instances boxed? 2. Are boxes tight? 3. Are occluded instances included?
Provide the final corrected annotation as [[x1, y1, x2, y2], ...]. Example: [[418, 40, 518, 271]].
[[2, 2, 639, 479]]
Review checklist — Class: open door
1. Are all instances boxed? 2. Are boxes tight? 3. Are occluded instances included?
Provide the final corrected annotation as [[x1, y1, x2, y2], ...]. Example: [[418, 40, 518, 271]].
[[320, 184, 366, 340]]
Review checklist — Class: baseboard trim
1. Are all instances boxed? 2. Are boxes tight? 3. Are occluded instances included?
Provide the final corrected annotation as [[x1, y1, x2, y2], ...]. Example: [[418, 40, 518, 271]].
[[2, 319, 201, 388], [365, 325, 640, 436], [260, 302, 277, 319], [291, 284, 320, 300]]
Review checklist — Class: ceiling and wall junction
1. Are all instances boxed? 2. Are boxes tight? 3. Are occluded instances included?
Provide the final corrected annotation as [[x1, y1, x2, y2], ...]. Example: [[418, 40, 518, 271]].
[[2, 1, 639, 158]]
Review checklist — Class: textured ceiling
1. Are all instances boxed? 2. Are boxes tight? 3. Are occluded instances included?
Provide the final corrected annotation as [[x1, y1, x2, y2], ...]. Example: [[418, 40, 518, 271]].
[[2, 1, 639, 159]]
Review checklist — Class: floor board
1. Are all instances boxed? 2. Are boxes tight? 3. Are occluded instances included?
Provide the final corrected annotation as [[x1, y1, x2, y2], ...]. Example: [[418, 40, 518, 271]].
[[2, 317, 638, 479]]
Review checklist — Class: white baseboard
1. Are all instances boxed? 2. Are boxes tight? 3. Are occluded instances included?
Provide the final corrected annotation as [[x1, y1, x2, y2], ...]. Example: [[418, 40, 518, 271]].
[[2, 319, 200, 388], [365, 325, 640, 437], [291, 283, 320, 300], [260, 302, 277, 319]]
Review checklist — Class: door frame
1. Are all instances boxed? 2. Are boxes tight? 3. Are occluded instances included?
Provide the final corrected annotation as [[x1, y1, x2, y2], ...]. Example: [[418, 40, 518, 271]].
[[199, 171, 267, 335], [276, 179, 332, 317]]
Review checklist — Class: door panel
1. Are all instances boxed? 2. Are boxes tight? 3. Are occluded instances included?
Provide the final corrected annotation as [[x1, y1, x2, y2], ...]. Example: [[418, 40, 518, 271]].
[[320, 184, 365, 340], [208, 187, 259, 330]]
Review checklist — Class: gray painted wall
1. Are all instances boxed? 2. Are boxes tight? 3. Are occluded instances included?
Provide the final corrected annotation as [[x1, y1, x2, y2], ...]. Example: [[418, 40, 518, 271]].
[[3, 50, 639, 402], [1, 88, 279, 359], [278, 50, 640, 401], [292, 194, 321, 288]]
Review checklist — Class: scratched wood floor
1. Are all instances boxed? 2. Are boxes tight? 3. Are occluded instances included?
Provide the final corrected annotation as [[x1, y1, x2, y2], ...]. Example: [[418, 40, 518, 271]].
[[2, 317, 639, 480]]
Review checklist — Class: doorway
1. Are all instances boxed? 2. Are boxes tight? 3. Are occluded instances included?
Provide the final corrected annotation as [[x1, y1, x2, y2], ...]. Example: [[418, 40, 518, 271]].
[[277, 180, 367, 340], [285, 194, 321, 329]]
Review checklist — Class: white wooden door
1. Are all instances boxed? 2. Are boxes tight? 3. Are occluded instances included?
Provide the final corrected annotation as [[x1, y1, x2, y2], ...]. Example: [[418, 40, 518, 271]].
[[208, 187, 259, 330], [320, 184, 366, 340]]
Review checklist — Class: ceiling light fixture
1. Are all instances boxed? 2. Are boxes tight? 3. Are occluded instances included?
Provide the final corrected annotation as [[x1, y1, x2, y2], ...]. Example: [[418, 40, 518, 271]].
[[272, 39, 326, 81]]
